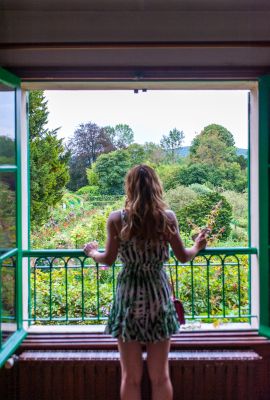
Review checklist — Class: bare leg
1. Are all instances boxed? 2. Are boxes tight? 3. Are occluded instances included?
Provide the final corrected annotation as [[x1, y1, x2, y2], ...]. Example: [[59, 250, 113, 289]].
[[146, 339, 173, 400], [117, 337, 143, 400]]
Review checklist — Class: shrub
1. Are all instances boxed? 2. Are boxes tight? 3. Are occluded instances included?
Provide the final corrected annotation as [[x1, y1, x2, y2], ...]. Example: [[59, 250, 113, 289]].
[[177, 192, 233, 240], [222, 190, 248, 229], [189, 183, 212, 196], [164, 185, 198, 212], [76, 185, 100, 197]]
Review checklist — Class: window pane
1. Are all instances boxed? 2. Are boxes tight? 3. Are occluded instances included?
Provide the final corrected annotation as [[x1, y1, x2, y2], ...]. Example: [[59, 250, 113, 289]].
[[0, 173, 16, 254], [0, 84, 15, 165], [1, 256, 17, 346]]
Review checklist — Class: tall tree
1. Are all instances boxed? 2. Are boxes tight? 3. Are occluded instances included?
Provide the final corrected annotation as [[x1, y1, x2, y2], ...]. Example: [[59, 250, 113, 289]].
[[103, 124, 134, 149], [143, 142, 166, 165], [190, 124, 237, 167], [67, 122, 113, 191], [29, 91, 70, 227], [93, 149, 130, 195], [160, 128, 185, 158]]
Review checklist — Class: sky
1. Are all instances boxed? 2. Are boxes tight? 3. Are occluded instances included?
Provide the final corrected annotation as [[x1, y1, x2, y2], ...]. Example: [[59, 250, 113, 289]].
[[0, 91, 15, 140], [44, 90, 249, 149]]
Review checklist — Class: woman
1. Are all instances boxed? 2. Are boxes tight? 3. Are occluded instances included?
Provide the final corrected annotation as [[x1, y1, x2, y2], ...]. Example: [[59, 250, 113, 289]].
[[84, 164, 207, 400]]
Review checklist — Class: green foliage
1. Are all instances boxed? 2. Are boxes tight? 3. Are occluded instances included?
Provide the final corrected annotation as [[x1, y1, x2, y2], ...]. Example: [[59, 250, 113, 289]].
[[189, 183, 213, 196], [143, 142, 166, 165], [156, 163, 184, 190], [176, 254, 249, 322], [31, 254, 250, 325], [190, 124, 235, 156], [30, 133, 70, 227], [222, 190, 248, 229], [86, 167, 99, 186], [177, 192, 233, 240], [93, 149, 130, 195], [178, 163, 210, 186], [103, 124, 134, 149], [164, 185, 198, 212], [32, 264, 115, 323], [0, 136, 15, 164], [219, 163, 247, 192], [126, 143, 146, 166], [29, 91, 70, 228], [67, 122, 113, 191], [0, 179, 16, 249], [160, 128, 185, 157], [29, 91, 49, 140], [76, 185, 100, 197]]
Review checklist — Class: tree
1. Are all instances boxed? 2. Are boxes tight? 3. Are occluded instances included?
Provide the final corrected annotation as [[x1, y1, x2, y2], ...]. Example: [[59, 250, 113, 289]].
[[126, 143, 146, 167], [160, 128, 185, 158], [93, 149, 130, 194], [67, 122, 113, 190], [190, 124, 235, 155], [29, 91, 70, 227], [188, 124, 247, 191], [143, 142, 166, 165], [190, 132, 237, 167], [156, 163, 183, 191], [103, 124, 134, 149], [178, 163, 210, 186], [190, 124, 237, 166]]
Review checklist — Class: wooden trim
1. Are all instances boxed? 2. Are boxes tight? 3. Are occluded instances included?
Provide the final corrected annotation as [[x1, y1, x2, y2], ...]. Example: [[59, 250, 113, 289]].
[[2, 41, 270, 51], [18, 331, 270, 355], [10, 66, 270, 81]]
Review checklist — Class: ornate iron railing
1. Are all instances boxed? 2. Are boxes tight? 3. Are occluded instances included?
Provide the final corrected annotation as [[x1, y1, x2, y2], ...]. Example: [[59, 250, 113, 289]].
[[23, 248, 257, 326]]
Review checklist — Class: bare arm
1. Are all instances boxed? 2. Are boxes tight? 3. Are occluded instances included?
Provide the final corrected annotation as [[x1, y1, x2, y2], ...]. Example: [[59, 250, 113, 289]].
[[83, 211, 120, 266], [166, 211, 207, 263]]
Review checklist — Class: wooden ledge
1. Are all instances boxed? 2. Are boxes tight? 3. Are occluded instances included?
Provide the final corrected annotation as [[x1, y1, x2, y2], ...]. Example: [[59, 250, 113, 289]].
[[18, 330, 270, 357]]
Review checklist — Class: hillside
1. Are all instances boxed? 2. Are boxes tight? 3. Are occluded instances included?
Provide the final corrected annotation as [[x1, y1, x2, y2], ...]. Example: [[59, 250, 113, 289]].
[[175, 146, 248, 158]]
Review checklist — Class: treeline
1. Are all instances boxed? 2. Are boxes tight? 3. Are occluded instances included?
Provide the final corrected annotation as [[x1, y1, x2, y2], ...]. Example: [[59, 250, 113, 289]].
[[25, 91, 247, 242], [74, 123, 247, 196]]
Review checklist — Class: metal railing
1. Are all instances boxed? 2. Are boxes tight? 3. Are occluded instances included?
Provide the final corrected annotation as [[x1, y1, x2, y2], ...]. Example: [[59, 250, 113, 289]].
[[23, 247, 257, 326]]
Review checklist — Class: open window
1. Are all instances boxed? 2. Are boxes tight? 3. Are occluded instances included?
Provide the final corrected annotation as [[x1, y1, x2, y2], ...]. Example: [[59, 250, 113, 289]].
[[0, 68, 26, 367], [1, 69, 270, 366]]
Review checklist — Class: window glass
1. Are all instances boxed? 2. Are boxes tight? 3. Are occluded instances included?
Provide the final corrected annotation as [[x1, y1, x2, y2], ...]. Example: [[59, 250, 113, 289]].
[[0, 84, 15, 165], [0, 256, 17, 345], [0, 173, 16, 254]]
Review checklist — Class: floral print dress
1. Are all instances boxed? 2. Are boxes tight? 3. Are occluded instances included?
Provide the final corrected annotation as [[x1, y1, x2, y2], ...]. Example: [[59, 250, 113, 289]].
[[105, 212, 180, 343]]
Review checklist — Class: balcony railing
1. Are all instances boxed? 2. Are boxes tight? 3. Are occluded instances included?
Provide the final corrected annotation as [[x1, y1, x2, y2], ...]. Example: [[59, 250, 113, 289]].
[[22, 247, 257, 327]]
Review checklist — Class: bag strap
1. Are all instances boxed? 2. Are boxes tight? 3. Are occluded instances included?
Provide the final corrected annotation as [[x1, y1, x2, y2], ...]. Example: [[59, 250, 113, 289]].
[[168, 263, 176, 299]]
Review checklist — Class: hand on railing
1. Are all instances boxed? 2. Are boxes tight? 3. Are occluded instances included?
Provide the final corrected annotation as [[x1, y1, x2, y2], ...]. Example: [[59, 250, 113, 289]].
[[83, 241, 99, 259]]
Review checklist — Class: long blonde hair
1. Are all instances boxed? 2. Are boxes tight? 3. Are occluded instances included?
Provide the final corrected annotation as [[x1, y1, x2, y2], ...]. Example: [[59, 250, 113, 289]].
[[120, 164, 175, 241]]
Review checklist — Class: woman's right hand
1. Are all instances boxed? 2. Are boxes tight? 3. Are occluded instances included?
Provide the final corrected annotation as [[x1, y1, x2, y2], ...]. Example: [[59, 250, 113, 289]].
[[194, 230, 208, 251]]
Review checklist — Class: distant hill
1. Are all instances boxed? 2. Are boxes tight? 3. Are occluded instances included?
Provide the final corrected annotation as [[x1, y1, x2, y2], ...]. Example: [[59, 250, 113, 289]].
[[175, 146, 248, 158]]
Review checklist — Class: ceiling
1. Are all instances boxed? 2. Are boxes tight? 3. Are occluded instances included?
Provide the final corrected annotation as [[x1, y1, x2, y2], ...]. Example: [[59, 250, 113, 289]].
[[1, 1, 270, 80]]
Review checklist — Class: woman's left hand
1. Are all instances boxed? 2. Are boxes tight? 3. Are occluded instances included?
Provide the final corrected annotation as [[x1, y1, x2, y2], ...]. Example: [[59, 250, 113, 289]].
[[83, 241, 98, 257]]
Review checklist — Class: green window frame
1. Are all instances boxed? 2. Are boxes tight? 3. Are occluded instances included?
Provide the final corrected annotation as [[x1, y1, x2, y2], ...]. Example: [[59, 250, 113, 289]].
[[0, 67, 27, 368], [0, 70, 270, 368], [258, 76, 270, 337]]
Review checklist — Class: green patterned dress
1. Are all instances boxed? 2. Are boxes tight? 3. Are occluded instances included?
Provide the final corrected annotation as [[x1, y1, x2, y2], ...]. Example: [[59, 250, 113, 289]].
[[105, 214, 180, 343]]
